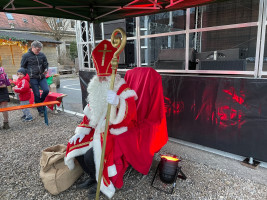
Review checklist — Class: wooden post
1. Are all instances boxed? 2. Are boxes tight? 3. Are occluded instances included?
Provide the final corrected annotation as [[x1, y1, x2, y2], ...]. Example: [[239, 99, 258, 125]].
[[95, 28, 127, 200]]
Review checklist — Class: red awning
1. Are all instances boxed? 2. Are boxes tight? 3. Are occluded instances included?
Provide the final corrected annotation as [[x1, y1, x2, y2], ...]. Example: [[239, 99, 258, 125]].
[[0, 0, 219, 22]]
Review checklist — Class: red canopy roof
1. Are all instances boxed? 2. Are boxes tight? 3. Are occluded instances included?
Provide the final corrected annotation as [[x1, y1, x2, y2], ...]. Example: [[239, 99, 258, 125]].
[[0, 0, 218, 22]]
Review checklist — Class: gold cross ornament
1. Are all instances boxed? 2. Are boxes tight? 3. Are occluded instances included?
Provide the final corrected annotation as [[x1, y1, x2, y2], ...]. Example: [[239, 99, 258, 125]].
[[98, 44, 112, 66]]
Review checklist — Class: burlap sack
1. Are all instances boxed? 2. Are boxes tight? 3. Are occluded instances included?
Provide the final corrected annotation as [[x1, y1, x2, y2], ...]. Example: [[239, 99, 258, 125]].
[[39, 144, 83, 195]]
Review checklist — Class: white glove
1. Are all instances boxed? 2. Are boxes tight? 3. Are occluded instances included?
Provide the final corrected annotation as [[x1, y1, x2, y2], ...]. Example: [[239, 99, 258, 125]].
[[107, 90, 119, 106], [69, 128, 91, 145]]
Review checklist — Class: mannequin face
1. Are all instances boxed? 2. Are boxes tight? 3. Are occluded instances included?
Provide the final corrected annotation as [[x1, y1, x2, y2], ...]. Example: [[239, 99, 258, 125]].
[[98, 76, 108, 83]]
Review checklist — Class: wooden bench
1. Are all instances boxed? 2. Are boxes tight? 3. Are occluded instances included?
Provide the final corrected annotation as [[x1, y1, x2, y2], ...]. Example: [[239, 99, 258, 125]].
[[59, 69, 73, 75], [0, 101, 60, 125]]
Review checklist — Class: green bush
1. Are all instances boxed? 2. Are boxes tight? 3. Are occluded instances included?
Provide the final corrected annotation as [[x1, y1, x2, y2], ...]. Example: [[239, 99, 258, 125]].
[[70, 41, 78, 62]]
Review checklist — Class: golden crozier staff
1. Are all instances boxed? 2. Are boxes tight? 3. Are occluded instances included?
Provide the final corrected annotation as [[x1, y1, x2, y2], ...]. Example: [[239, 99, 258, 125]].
[[95, 28, 127, 200]]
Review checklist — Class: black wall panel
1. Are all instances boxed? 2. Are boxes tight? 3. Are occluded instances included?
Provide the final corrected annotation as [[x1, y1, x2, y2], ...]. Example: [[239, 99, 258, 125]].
[[79, 70, 267, 162]]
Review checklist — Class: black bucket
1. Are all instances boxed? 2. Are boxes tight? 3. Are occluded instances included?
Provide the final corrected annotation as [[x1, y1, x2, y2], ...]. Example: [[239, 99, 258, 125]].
[[159, 156, 179, 184]]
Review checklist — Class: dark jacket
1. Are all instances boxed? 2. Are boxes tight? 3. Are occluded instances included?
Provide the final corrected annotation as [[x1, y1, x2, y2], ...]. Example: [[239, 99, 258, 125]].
[[20, 48, 48, 79]]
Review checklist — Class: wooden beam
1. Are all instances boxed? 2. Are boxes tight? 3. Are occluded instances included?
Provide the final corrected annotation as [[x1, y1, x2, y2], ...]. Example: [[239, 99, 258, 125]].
[[0, 101, 60, 112]]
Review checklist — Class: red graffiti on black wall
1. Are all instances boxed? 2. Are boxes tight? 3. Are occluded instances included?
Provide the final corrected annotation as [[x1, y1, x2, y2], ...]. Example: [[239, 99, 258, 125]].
[[164, 96, 184, 117], [164, 86, 246, 129], [223, 87, 244, 105], [216, 87, 246, 128]]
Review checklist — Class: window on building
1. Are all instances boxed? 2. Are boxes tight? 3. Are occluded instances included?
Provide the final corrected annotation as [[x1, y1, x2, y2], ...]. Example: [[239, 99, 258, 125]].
[[104, 19, 126, 39], [5, 13, 14, 20], [66, 43, 70, 56], [141, 35, 186, 69], [102, 18, 135, 39], [190, 0, 259, 29], [119, 40, 137, 69], [189, 0, 259, 72], [9, 23, 15, 29], [140, 10, 186, 35], [56, 18, 63, 27], [94, 23, 102, 40], [71, 20, 75, 28], [78, 0, 265, 76]]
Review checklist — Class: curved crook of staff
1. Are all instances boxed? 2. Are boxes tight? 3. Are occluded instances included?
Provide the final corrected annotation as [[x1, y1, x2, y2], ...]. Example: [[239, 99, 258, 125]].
[[95, 28, 127, 200]]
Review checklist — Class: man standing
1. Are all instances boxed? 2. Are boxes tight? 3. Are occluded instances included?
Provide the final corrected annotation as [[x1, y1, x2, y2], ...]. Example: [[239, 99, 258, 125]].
[[21, 40, 49, 117], [64, 40, 138, 199]]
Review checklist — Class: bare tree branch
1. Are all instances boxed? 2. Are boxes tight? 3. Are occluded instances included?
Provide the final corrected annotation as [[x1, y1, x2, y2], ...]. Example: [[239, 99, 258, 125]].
[[42, 17, 70, 41]]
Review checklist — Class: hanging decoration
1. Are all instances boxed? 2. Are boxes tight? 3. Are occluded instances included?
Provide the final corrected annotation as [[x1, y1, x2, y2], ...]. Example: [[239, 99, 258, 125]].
[[10, 46, 15, 65], [0, 37, 28, 53], [0, 36, 27, 45], [0, 37, 28, 66]]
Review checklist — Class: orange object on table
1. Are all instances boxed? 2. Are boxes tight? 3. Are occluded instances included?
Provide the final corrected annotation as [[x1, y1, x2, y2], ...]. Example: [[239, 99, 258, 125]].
[[29, 90, 67, 111]]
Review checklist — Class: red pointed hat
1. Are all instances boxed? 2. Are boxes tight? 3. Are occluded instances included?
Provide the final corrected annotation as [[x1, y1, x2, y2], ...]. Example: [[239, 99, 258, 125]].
[[92, 40, 118, 77]]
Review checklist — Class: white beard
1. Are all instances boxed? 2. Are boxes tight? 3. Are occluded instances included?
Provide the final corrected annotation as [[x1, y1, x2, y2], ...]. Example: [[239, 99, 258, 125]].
[[86, 74, 122, 128]]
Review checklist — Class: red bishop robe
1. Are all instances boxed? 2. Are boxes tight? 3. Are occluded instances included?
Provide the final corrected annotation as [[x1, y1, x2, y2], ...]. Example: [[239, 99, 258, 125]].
[[65, 78, 137, 199]]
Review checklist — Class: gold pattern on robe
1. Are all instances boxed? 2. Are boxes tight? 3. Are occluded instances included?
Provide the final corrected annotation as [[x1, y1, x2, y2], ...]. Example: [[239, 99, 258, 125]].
[[69, 141, 90, 151]]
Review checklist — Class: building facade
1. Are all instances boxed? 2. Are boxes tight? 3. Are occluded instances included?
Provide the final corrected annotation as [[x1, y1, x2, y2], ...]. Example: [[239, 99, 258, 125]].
[[0, 12, 60, 76]]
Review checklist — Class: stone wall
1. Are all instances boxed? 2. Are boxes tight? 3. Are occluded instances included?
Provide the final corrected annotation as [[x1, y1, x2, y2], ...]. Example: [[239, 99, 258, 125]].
[[0, 45, 24, 78], [42, 42, 58, 68], [36, 32, 76, 66]]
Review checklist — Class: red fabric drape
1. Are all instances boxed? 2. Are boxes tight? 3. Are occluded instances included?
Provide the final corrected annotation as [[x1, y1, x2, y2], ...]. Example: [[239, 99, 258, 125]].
[[29, 91, 63, 110], [112, 67, 168, 188]]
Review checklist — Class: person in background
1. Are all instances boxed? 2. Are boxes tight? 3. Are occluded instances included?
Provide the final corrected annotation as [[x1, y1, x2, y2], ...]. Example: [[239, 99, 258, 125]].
[[13, 68, 33, 122], [0, 62, 11, 129], [20, 40, 49, 117]]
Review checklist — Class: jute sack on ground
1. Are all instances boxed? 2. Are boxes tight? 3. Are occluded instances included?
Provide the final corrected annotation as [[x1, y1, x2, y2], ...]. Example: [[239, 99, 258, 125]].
[[39, 144, 83, 195]]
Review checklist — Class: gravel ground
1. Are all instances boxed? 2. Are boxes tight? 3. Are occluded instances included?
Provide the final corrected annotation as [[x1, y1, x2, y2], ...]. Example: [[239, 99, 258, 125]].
[[1, 103, 267, 200]]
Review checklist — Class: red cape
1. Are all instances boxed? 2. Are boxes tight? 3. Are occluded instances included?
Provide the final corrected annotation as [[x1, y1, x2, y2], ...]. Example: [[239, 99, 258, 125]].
[[112, 67, 168, 188]]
